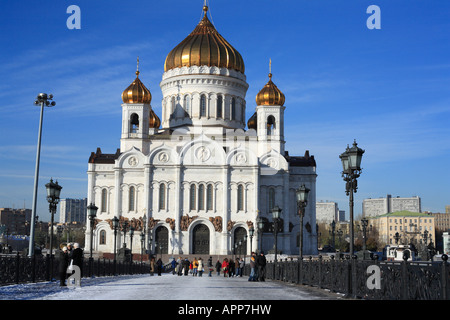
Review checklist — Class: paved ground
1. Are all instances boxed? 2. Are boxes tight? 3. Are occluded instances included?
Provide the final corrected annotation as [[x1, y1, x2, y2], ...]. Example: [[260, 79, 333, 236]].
[[34, 273, 343, 301]]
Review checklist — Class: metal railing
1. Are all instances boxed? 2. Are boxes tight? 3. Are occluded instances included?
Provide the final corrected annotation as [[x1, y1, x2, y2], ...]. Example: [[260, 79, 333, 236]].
[[0, 253, 149, 286], [244, 254, 449, 300]]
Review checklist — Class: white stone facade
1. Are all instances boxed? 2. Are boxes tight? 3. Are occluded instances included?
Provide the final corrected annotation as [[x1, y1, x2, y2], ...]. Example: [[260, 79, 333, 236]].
[[84, 12, 317, 258]]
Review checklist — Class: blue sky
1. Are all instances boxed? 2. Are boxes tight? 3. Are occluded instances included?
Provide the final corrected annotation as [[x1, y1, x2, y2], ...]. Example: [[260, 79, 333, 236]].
[[0, 0, 449, 222]]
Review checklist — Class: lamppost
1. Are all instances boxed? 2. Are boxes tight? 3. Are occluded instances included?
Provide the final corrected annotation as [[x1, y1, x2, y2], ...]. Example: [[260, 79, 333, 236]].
[[272, 206, 282, 263], [112, 216, 119, 274], [45, 178, 62, 281], [257, 216, 264, 253], [358, 218, 372, 260], [129, 227, 134, 264], [296, 184, 310, 260], [140, 232, 145, 263], [122, 220, 128, 248], [339, 140, 364, 256], [330, 220, 336, 251], [29, 93, 56, 257], [394, 231, 401, 245], [87, 203, 98, 276], [57, 225, 63, 248], [248, 226, 254, 255]]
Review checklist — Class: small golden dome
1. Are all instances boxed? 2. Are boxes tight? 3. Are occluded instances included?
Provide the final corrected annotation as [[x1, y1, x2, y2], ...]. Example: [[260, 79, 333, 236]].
[[255, 73, 285, 106], [122, 60, 152, 104], [149, 109, 161, 129], [164, 6, 245, 73], [247, 112, 257, 130]]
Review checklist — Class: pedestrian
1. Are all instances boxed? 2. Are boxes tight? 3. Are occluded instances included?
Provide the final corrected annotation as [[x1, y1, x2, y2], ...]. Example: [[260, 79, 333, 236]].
[[248, 255, 257, 281], [176, 256, 182, 276], [171, 257, 177, 275], [208, 256, 213, 277], [215, 259, 221, 276], [257, 251, 267, 281], [228, 258, 235, 277], [251, 252, 259, 281], [239, 258, 245, 277], [156, 258, 163, 276], [183, 258, 190, 276], [150, 257, 155, 276], [198, 257, 204, 277], [70, 242, 83, 278], [234, 258, 240, 277], [58, 246, 69, 286], [221, 258, 229, 277], [192, 257, 198, 276]]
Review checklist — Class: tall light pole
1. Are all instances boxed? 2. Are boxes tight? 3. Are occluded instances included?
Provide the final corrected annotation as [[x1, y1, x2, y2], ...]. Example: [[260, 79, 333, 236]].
[[340, 140, 364, 256], [29, 93, 56, 257], [296, 184, 310, 260], [271, 206, 282, 263]]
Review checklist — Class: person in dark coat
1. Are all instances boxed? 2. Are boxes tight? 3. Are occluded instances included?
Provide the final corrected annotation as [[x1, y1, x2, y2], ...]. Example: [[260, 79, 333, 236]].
[[70, 242, 84, 277], [257, 251, 267, 281], [215, 260, 221, 276], [156, 258, 163, 276], [59, 247, 69, 286], [183, 258, 190, 276]]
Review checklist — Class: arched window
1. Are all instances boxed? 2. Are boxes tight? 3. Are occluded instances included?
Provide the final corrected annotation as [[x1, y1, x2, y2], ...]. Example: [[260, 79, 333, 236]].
[[200, 94, 206, 117], [190, 184, 196, 210], [206, 184, 213, 210], [217, 95, 223, 118], [231, 98, 236, 120], [129, 186, 135, 211], [159, 184, 166, 210], [237, 184, 244, 211], [171, 96, 176, 113], [184, 95, 190, 115], [198, 184, 205, 210], [101, 188, 107, 212], [100, 230, 106, 245], [130, 113, 139, 133], [268, 187, 275, 211], [267, 115, 276, 135]]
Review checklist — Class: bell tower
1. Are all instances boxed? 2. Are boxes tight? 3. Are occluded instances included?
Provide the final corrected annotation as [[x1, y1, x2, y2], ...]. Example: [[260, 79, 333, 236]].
[[254, 62, 286, 154], [120, 58, 153, 154]]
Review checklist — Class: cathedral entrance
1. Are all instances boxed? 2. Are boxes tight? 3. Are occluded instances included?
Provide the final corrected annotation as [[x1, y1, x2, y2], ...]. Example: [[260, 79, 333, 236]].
[[234, 227, 247, 256], [192, 224, 210, 254], [155, 226, 168, 254]]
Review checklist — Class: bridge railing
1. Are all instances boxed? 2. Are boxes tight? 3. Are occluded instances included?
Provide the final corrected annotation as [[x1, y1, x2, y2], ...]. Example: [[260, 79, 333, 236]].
[[0, 253, 149, 286], [243, 254, 449, 300]]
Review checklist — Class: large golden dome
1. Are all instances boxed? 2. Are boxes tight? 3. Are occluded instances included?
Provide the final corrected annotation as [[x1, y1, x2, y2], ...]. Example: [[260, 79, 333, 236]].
[[122, 64, 152, 104], [164, 6, 245, 74], [255, 73, 285, 106]]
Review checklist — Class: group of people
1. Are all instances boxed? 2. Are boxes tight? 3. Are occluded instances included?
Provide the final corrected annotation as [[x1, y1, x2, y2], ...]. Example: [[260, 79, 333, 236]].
[[248, 251, 267, 282], [58, 242, 83, 286], [216, 257, 245, 277]]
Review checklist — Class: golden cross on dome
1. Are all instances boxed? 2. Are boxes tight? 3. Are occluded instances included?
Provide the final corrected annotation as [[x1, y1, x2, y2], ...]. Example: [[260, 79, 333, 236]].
[[269, 58, 272, 80], [136, 56, 140, 76]]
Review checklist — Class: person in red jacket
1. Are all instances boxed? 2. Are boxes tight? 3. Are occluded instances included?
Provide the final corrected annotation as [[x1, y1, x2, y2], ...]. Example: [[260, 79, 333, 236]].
[[221, 258, 229, 277]]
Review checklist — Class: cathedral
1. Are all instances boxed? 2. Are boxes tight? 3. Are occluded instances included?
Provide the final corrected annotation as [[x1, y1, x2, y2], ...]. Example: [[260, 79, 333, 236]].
[[85, 5, 318, 258]]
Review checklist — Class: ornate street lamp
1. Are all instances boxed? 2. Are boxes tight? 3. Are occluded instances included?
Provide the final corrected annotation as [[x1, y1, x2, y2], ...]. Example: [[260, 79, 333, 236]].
[[112, 216, 119, 274], [248, 226, 254, 255], [45, 178, 62, 281], [140, 232, 145, 263], [257, 216, 264, 253], [87, 203, 98, 277], [122, 220, 129, 248], [394, 231, 401, 245], [340, 140, 364, 256], [129, 227, 134, 264], [29, 93, 56, 257], [358, 218, 372, 260], [296, 184, 310, 260], [272, 206, 282, 263]]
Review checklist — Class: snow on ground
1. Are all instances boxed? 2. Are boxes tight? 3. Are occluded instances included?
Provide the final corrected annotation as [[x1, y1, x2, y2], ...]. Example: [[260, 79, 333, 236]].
[[0, 273, 342, 301]]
